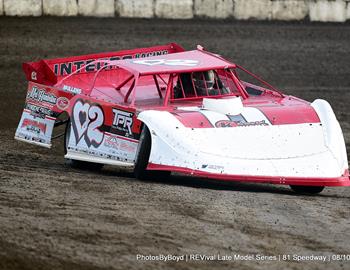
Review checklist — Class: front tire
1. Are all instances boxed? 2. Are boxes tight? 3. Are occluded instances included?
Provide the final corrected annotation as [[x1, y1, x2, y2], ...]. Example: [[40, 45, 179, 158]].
[[64, 120, 103, 171], [290, 185, 325, 194], [134, 125, 170, 180]]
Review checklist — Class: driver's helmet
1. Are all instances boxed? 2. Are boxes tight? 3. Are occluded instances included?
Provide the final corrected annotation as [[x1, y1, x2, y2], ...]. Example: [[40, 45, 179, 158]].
[[192, 70, 215, 95]]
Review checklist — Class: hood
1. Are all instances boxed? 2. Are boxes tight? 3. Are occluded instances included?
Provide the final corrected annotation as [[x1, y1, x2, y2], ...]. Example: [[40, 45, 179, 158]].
[[137, 98, 347, 178], [172, 97, 320, 128]]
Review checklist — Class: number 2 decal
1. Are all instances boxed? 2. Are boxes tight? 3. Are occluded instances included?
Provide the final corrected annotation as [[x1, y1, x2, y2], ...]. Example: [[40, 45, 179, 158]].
[[71, 99, 104, 148]]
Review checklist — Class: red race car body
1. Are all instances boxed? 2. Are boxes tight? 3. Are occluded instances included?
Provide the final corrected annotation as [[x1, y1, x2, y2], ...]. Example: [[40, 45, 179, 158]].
[[15, 43, 350, 193]]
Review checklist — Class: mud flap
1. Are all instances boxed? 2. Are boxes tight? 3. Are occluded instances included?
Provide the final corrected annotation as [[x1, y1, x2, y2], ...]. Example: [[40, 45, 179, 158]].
[[15, 82, 74, 148], [15, 109, 55, 148]]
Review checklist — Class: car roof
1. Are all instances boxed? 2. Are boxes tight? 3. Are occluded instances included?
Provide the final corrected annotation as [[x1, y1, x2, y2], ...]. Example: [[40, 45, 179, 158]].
[[110, 49, 236, 75]]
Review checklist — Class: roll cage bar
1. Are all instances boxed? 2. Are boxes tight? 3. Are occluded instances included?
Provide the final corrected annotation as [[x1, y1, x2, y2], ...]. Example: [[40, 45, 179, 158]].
[[56, 59, 283, 108]]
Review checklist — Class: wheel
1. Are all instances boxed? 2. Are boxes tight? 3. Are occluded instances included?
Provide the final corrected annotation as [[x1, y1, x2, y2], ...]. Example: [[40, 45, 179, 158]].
[[290, 185, 325, 194], [134, 125, 170, 180], [64, 120, 103, 171]]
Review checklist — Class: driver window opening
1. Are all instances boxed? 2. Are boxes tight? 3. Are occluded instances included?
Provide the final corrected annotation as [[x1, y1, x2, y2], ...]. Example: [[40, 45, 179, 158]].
[[171, 69, 239, 101]]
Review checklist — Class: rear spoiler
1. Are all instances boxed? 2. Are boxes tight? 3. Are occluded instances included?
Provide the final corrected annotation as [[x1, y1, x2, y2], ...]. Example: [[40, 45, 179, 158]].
[[22, 43, 185, 86]]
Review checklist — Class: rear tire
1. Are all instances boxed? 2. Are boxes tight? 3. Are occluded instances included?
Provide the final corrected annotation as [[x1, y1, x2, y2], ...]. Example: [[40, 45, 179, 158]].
[[290, 185, 325, 194], [134, 125, 170, 180], [64, 120, 103, 171]]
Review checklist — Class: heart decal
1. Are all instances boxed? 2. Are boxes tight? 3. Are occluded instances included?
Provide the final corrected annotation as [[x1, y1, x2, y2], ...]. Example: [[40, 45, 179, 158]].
[[71, 99, 104, 148]]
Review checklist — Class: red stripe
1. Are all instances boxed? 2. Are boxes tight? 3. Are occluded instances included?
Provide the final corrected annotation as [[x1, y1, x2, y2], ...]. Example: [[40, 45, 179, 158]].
[[257, 105, 320, 125], [147, 163, 350, 187], [172, 111, 213, 128]]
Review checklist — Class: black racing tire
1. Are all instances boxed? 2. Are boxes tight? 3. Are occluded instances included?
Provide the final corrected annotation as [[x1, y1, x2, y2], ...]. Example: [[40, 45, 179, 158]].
[[134, 125, 171, 180], [64, 120, 103, 171], [290, 185, 325, 194]]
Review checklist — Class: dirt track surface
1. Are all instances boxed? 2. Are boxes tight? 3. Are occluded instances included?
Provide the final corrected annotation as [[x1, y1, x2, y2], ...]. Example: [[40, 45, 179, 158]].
[[0, 17, 350, 270]]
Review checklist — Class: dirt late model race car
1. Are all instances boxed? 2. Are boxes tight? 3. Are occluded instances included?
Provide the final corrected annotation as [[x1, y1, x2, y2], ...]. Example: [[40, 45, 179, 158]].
[[15, 43, 349, 194]]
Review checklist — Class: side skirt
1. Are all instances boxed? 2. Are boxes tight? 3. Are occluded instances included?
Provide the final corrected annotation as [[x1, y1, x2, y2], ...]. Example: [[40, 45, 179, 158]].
[[65, 151, 134, 167]]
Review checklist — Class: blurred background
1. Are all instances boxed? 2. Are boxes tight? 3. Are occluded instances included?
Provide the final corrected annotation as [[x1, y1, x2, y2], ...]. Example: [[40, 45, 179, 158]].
[[1, 0, 350, 22]]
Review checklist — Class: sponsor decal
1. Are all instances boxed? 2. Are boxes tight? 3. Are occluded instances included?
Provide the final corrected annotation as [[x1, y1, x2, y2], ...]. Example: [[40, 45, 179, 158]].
[[53, 50, 168, 76], [236, 120, 269, 127], [119, 140, 137, 153], [21, 118, 47, 134], [132, 59, 198, 67], [133, 50, 168, 59], [56, 97, 69, 110], [215, 114, 269, 128], [27, 86, 57, 105], [31, 71, 37, 80], [71, 99, 104, 148], [17, 132, 44, 143], [26, 103, 53, 117], [215, 119, 268, 127], [104, 135, 119, 150], [201, 164, 225, 171], [112, 109, 134, 137], [15, 110, 55, 147], [215, 120, 238, 128], [63, 85, 81, 94], [103, 134, 137, 154]]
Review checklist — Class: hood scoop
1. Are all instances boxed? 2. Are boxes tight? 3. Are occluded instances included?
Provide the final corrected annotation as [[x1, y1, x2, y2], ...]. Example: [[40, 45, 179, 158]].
[[202, 97, 243, 115]]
